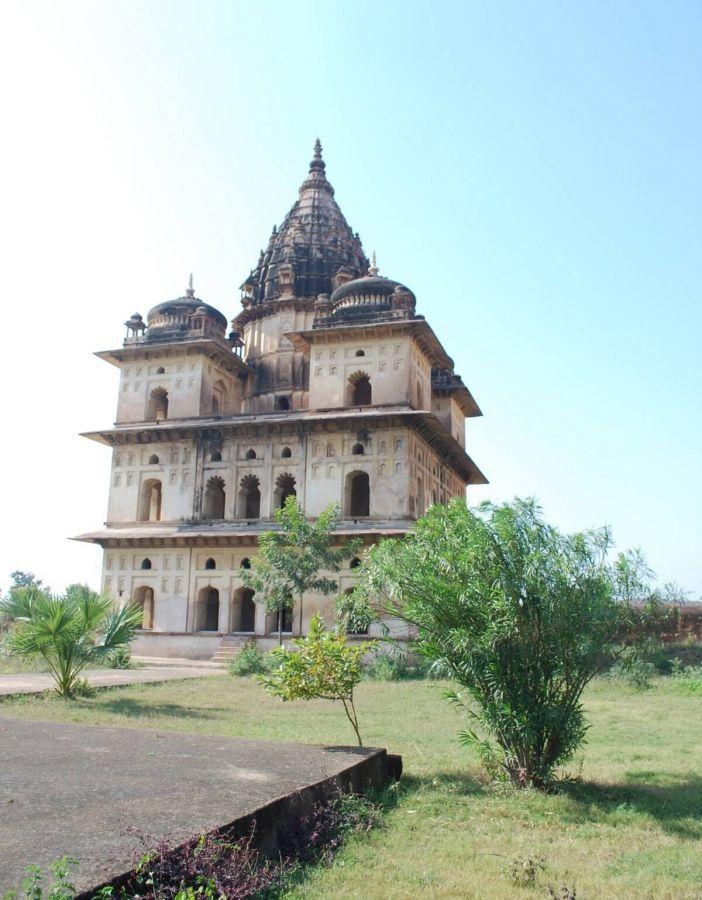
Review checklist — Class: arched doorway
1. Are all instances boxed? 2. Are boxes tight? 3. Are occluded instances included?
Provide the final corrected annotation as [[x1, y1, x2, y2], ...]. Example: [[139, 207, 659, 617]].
[[133, 586, 154, 629], [203, 476, 226, 519], [230, 587, 256, 633], [138, 479, 162, 521], [197, 586, 220, 631], [147, 387, 169, 421], [238, 474, 261, 518], [274, 473, 297, 509], [346, 471, 370, 517], [347, 372, 372, 406]]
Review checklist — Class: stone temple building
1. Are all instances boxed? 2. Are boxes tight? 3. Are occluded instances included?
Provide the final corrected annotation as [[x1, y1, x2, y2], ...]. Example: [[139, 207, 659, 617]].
[[75, 142, 487, 659]]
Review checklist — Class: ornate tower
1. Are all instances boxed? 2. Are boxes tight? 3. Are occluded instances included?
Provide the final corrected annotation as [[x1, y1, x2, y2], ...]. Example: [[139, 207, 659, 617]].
[[75, 143, 487, 659]]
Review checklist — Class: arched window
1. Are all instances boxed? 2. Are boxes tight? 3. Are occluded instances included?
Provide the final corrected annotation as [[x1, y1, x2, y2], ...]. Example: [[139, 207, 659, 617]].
[[148, 454, 159, 465], [238, 474, 261, 518], [347, 372, 372, 406], [351, 443, 364, 455], [274, 473, 297, 510], [346, 471, 370, 517], [203, 476, 226, 519], [197, 586, 220, 631], [240, 557, 251, 569], [140, 558, 152, 570], [211, 451, 222, 462], [205, 557, 216, 570], [134, 586, 154, 629], [349, 557, 362, 569], [416, 381, 424, 409], [275, 396, 291, 411], [147, 387, 169, 421], [245, 448, 257, 460], [355, 349, 365, 357], [138, 479, 162, 521], [281, 446, 292, 458]]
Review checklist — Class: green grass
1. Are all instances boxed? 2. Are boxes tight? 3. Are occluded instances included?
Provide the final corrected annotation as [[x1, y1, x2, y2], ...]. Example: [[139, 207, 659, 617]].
[[1, 676, 701, 898]]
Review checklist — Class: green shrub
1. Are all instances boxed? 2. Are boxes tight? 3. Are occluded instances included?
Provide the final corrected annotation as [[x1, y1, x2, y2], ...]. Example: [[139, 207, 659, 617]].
[[364, 651, 434, 681], [227, 643, 272, 677], [109, 647, 132, 669], [608, 646, 655, 690]]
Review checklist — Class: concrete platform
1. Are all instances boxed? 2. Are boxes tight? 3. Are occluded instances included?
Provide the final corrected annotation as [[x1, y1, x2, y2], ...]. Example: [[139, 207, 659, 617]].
[[0, 719, 393, 894], [0, 664, 222, 697]]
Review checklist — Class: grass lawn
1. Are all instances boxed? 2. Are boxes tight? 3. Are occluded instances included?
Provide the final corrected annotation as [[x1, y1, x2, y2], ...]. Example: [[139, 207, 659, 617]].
[[1, 675, 701, 898]]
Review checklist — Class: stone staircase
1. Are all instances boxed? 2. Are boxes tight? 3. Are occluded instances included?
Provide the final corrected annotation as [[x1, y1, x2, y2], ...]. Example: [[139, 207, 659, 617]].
[[211, 634, 254, 664]]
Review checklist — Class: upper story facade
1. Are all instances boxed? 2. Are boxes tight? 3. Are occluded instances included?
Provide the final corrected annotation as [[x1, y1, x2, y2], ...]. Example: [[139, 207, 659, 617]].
[[77, 142, 486, 548]]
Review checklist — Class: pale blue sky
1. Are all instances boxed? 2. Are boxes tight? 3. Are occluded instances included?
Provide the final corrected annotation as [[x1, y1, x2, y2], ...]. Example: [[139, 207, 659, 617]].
[[0, 0, 700, 595]]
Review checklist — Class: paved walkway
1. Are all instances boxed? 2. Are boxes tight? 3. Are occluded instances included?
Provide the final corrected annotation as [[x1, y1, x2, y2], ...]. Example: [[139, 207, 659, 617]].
[[0, 719, 385, 893], [0, 664, 223, 697]]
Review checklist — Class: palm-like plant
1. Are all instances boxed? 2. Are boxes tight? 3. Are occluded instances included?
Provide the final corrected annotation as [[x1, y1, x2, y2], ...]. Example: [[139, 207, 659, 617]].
[[0, 584, 142, 697]]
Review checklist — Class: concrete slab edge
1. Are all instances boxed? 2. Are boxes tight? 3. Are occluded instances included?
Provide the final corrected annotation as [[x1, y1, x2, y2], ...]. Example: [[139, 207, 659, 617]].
[[78, 748, 402, 899]]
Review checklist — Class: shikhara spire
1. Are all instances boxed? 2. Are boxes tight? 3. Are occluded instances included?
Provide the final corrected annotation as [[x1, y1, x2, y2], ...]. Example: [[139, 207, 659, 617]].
[[239, 140, 368, 305]]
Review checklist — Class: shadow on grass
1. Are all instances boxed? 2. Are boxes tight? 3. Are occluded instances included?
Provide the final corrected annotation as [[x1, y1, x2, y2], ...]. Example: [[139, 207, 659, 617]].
[[400, 771, 486, 798], [86, 696, 226, 720], [557, 774, 702, 838]]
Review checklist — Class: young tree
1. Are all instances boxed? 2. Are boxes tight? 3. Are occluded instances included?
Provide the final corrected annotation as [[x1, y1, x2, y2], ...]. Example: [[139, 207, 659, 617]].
[[242, 498, 360, 644], [260, 613, 373, 746], [354, 497, 666, 788], [0, 583, 142, 697]]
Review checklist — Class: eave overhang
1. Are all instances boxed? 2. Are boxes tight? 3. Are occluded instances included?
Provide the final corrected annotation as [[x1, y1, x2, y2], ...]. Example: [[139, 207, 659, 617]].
[[71, 519, 413, 547], [95, 339, 250, 377], [81, 406, 488, 485]]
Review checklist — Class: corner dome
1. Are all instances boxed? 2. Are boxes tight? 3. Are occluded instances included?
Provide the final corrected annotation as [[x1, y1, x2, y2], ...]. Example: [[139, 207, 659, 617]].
[[144, 279, 228, 343]]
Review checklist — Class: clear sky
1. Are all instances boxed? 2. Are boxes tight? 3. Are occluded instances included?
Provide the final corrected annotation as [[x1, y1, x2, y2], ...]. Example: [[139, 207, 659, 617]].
[[0, 0, 700, 596]]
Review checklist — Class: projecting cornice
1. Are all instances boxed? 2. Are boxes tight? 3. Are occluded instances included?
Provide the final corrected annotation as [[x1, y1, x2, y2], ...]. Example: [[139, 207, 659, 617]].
[[285, 318, 455, 369], [95, 338, 249, 377], [80, 406, 488, 485]]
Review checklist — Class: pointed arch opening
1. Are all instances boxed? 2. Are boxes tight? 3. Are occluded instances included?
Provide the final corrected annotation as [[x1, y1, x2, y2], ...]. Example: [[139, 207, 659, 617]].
[[351, 443, 364, 455], [240, 557, 251, 569], [347, 371, 372, 407], [140, 558, 152, 570], [196, 586, 220, 631], [349, 556, 362, 569], [133, 585, 154, 629], [203, 476, 226, 519], [274, 472, 297, 510], [238, 474, 261, 518], [204, 557, 216, 570], [345, 470, 370, 517], [231, 587, 256, 633], [281, 446, 292, 458], [138, 478, 162, 521], [147, 387, 169, 421], [148, 454, 159, 465], [245, 448, 257, 460]]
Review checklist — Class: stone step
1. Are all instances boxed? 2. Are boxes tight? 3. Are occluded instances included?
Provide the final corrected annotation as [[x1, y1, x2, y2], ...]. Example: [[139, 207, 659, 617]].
[[132, 656, 225, 669]]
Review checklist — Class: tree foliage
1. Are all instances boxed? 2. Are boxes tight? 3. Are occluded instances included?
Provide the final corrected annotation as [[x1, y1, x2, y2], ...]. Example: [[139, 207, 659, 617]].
[[354, 497, 670, 787], [0, 584, 142, 697], [243, 499, 360, 642], [260, 613, 373, 746]]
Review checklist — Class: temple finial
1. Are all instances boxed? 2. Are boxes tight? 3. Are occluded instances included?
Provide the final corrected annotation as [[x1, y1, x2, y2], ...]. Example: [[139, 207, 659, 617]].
[[186, 273, 195, 298], [368, 251, 379, 276], [308, 138, 326, 174]]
